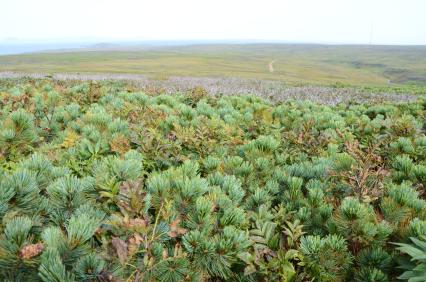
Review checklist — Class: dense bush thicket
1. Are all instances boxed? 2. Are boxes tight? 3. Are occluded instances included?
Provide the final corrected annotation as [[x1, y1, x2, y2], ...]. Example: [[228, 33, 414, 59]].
[[0, 79, 425, 281]]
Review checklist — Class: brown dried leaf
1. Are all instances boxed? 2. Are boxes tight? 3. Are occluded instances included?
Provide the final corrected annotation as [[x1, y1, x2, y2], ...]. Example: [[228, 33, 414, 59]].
[[128, 233, 144, 256], [19, 243, 44, 259], [130, 233, 144, 245], [110, 134, 131, 155], [167, 219, 187, 238], [127, 218, 148, 229], [112, 237, 128, 265]]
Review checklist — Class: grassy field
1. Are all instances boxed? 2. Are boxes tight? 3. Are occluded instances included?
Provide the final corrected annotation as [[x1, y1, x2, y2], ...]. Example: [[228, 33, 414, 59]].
[[0, 44, 425, 86]]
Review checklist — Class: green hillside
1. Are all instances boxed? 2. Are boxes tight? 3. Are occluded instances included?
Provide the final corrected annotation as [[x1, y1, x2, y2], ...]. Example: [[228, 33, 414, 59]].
[[1, 44, 425, 86]]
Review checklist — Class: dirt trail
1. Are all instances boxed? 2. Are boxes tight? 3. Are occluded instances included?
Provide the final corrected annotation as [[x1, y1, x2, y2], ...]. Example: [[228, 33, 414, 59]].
[[268, 60, 276, 73]]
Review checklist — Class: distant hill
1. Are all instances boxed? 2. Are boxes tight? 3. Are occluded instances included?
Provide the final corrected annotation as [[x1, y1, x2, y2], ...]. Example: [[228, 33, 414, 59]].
[[0, 43, 425, 86], [0, 41, 88, 55]]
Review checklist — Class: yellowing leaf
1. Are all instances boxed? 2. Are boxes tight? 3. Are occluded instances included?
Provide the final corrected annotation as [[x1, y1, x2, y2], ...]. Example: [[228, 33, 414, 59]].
[[61, 130, 79, 148]]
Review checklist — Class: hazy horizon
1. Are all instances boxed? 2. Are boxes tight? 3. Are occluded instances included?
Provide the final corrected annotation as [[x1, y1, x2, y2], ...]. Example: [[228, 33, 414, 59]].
[[1, 0, 426, 46], [1, 0, 426, 55], [1, 39, 425, 56]]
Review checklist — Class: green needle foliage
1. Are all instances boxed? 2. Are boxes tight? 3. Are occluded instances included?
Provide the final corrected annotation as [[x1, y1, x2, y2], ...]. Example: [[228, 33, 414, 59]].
[[0, 78, 425, 281]]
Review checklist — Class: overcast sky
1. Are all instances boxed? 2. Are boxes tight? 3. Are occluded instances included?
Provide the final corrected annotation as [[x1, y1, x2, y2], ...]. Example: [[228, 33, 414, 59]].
[[1, 0, 425, 45]]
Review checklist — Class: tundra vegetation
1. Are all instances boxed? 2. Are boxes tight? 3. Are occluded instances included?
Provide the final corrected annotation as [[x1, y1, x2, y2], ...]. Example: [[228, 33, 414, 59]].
[[1, 44, 425, 86], [0, 78, 425, 281]]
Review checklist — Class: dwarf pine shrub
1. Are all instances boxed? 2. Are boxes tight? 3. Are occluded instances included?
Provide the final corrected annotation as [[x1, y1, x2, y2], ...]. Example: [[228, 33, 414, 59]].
[[0, 78, 424, 281]]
